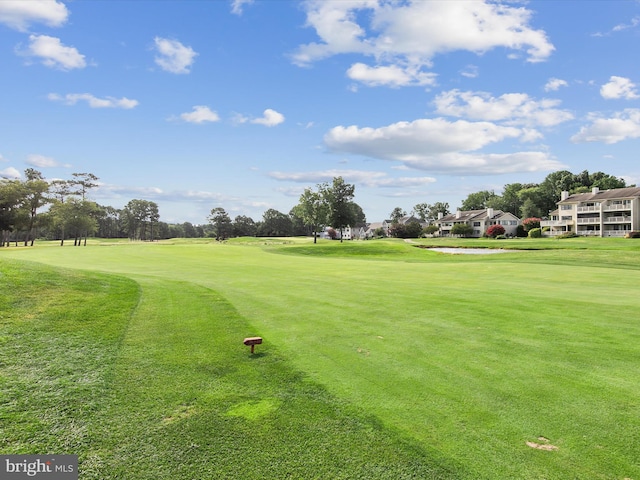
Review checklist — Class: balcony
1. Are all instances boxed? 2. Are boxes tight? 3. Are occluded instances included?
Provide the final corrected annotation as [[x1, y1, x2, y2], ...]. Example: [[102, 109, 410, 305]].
[[603, 203, 631, 212], [540, 220, 568, 227], [603, 216, 631, 223], [576, 217, 600, 224], [577, 205, 600, 213]]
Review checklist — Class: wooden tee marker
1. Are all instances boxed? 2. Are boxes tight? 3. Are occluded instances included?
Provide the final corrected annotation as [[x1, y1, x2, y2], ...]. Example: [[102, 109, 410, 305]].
[[243, 337, 263, 354]]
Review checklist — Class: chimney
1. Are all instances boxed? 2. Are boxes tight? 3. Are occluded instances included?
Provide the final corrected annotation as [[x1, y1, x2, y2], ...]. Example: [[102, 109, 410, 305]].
[[487, 207, 494, 218], [561, 191, 569, 201], [455, 209, 461, 219], [438, 212, 443, 220], [592, 187, 600, 194]]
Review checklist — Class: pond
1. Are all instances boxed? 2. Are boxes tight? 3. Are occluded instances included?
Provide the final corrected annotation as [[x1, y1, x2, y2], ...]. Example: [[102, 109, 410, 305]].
[[425, 247, 514, 255]]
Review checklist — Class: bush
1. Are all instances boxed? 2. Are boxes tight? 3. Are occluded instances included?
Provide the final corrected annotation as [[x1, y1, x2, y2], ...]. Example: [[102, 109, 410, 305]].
[[522, 217, 541, 231], [495, 234, 507, 240], [528, 227, 542, 238], [486, 224, 506, 238], [451, 223, 474, 237], [557, 232, 578, 239], [516, 225, 527, 237]]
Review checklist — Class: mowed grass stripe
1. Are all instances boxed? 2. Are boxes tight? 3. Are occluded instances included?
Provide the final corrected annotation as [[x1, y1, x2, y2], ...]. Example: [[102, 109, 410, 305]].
[[1, 259, 464, 479]]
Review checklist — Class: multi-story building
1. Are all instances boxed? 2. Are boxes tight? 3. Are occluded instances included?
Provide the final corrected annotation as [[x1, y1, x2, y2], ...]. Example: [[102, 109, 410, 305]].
[[436, 208, 521, 237], [541, 186, 640, 237]]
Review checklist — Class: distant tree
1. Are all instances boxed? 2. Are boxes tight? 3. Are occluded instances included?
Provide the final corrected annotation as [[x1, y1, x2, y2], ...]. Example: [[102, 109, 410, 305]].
[[348, 202, 367, 226], [232, 215, 257, 237], [413, 202, 450, 222], [123, 199, 160, 241], [0, 179, 22, 246], [388, 222, 406, 238], [69, 172, 99, 200], [423, 224, 439, 236], [450, 223, 474, 237], [208, 207, 233, 240], [182, 222, 197, 238], [293, 187, 328, 243], [322, 176, 356, 243], [389, 207, 406, 223], [405, 221, 423, 238], [20, 169, 50, 246], [259, 209, 292, 237], [461, 190, 498, 211]]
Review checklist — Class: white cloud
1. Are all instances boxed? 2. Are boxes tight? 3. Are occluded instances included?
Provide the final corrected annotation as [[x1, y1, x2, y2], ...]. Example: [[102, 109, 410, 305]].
[[600, 76, 639, 100], [154, 37, 198, 74], [544, 77, 568, 91], [26, 154, 59, 168], [0, 0, 68, 31], [434, 89, 574, 127], [251, 109, 285, 127], [347, 63, 437, 87], [571, 109, 640, 144], [1, 167, 21, 179], [268, 169, 436, 188], [231, 0, 254, 15], [293, 0, 554, 73], [324, 117, 564, 174], [20, 34, 86, 70], [460, 65, 479, 79], [48, 93, 139, 109], [179, 106, 220, 124], [612, 16, 640, 32]]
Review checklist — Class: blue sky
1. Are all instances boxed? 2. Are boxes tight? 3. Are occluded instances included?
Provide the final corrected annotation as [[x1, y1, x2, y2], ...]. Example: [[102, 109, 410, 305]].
[[1, 0, 640, 224]]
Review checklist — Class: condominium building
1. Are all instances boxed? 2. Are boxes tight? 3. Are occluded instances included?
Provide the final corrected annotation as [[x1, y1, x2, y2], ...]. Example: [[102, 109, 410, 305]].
[[541, 186, 640, 237]]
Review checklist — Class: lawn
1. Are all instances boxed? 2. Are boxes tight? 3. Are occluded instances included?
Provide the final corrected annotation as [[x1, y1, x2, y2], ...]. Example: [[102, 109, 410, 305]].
[[1, 237, 639, 479]]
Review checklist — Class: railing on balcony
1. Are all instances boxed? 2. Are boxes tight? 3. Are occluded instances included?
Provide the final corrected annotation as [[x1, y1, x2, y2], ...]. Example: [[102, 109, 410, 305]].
[[603, 203, 631, 212], [540, 220, 567, 227], [603, 216, 631, 223], [602, 230, 629, 237], [577, 205, 600, 212], [577, 217, 600, 224]]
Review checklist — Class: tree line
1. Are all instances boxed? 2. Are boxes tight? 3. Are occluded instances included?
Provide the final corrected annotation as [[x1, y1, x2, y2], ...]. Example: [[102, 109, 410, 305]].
[[0, 170, 176, 246], [1, 169, 629, 246]]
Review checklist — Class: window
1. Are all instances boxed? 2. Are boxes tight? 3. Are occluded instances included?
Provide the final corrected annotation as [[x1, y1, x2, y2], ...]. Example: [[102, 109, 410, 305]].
[[561, 205, 572, 210], [473, 222, 481, 227], [561, 216, 572, 221]]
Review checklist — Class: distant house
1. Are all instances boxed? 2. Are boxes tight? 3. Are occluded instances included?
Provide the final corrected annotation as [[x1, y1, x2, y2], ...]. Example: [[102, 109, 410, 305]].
[[436, 208, 521, 237], [364, 221, 391, 238], [541, 186, 640, 237]]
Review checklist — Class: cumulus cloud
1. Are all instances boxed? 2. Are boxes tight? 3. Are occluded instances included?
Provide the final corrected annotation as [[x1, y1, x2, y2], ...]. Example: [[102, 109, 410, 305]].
[[231, 0, 254, 15], [179, 106, 220, 124], [324, 117, 564, 174], [292, 0, 553, 85], [251, 109, 285, 127], [1, 167, 21, 179], [268, 169, 436, 188], [434, 89, 574, 127], [347, 63, 437, 87], [571, 109, 640, 144], [19, 34, 86, 70], [26, 154, 60, 168], [0, 0, 68, 31], [600, 76, 639, 100], [154, 37, 198, 74], [544, 78, 568, 91], [48, 93, 139, 109]]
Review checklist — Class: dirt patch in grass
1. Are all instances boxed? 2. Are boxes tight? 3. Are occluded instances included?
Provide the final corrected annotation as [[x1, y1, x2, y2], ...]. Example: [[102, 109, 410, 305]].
[[526, 437, 559, 451]]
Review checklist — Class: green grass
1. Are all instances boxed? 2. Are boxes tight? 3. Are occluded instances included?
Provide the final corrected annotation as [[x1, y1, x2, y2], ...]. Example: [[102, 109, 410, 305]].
[[2, 238, 640, 479]]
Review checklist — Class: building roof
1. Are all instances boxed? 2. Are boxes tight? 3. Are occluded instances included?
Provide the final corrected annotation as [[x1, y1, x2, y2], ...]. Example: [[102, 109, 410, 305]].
[[439, 208, 505, 223], [560, 187, 640, 203]]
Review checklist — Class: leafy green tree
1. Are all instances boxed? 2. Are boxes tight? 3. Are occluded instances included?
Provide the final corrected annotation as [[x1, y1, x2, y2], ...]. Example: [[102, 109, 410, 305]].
[[450, 223, 474, 237], [232, 215, 257, 237], [461, 190, 498, 211], [413, 202, 450, 222], [69, 172, 99, 200], [389, 207, 406, 223], [259, 209, 293, 236], [0, 179, 23, 246], [293, 187, 328, 243], [208, 207, 233, 240], [20, 169, 50, 246], [322, 176, 356, 243], [49, 198, 100, 246], [348, 202, 366, 226], [124, 199, 160, 241]]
